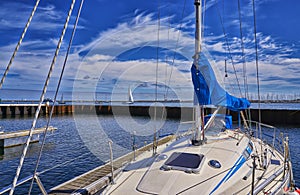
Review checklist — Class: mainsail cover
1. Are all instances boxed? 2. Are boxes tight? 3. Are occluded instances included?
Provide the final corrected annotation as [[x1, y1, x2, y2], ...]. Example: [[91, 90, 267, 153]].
[[191, 52, 250, 111]]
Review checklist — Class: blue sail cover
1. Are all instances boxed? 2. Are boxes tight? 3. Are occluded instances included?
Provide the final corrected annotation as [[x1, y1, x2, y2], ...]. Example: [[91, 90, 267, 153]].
[[191, 52, 250, 111]]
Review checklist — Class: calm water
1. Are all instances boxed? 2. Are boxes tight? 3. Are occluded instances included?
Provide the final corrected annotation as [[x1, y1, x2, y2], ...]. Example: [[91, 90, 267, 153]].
[[0, 114, 186, 194], [0, 114, 299, 194]]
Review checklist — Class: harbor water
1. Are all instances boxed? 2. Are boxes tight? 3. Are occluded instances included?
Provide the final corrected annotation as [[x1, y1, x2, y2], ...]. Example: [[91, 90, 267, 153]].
[[0, 113, 299, 194], [0, 114, 186, 194]]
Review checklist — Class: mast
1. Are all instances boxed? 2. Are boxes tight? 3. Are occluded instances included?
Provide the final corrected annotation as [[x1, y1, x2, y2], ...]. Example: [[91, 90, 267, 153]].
[[194, 0, 201, 65], [192, 0, 204, 145]]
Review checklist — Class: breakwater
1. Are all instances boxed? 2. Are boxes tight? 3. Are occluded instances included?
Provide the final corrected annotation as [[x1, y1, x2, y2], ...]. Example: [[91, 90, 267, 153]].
[[0, 104, 299, 125]]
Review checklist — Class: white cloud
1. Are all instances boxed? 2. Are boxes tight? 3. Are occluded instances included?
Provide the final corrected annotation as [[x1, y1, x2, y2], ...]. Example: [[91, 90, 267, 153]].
[[199, 27, 300, 97], [79, 13, 194, 59], [85, 54, 114, 62], [0, 1, 85, 34], [279, 58, 300, 64], [0, 1, 299, 100]]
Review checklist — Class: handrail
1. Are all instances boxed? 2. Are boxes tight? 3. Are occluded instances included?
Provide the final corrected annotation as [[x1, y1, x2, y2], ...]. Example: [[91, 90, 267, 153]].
[[253, 167, 285, 195], [245, 120, 275, 129], [245, 120, 284, 155]]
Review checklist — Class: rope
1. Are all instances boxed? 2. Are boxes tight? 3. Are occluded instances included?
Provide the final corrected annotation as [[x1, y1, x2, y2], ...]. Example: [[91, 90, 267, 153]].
[[28, 0, 84, 194], [0, 0, 41, 89], [9, 0, 76, 194]]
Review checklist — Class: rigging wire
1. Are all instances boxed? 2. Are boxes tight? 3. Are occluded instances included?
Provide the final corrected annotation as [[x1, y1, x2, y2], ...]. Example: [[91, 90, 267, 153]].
[[28, 0, 84, 194], [237, 0, 251, 125], [9, 0, 76, 194], [237, 0, 249, 99], [252, 0, 263, 166], [38, 152, 91, 176], [214, 0, 252, 131], [158, 15, 171, 137], [153, 0, 161, 155], [163, 5, 172, 101], [164, 0, 187, 99], [0, 151, 93, 194], [252, 0, 261, 122], [159, 0, 187, 137], [214, 0, 243, 97], [0, 0, 41, 89]]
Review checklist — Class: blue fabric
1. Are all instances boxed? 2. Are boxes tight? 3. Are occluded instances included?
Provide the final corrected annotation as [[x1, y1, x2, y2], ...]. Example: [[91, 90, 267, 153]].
[[191, 52, 250, 111]]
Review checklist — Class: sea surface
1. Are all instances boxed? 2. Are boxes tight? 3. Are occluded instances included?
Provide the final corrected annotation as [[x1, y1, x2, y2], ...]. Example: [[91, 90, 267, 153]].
[[0, 114, 299, 194]]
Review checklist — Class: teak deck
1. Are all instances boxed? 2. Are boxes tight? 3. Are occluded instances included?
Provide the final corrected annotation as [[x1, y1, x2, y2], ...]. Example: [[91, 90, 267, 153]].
[[49, 135, 174, 195]]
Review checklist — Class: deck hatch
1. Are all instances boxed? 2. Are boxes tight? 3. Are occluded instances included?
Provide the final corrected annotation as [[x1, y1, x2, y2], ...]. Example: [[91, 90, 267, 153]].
[[162, 152, 204, 173], [270, 159, 280, 165]]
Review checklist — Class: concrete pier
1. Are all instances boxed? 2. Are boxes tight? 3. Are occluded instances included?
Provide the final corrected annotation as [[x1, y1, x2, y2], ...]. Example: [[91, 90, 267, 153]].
[[0, 104, 44, 117], [0, 126, 57, 155], [0, 103, 299, 125]]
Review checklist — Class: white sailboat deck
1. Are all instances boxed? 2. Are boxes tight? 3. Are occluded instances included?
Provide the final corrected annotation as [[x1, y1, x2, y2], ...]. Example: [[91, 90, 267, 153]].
[[103, 130, 286, 195]]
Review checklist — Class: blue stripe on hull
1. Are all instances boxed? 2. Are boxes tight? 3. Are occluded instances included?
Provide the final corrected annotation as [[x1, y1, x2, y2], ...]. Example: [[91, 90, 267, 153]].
[[209, 145, 252, 195]]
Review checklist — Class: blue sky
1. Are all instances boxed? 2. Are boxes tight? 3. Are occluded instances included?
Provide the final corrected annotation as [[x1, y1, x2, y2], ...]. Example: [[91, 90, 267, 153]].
[[0, 0, 299, 101]]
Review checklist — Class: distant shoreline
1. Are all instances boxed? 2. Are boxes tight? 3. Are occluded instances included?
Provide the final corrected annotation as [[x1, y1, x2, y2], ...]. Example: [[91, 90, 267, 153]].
[[1, 99, 300, 104], [250, 99, 300, 103]]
